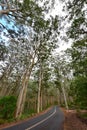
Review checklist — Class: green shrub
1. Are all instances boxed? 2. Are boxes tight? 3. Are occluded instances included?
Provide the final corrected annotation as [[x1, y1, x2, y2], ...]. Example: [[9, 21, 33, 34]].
[[0, 119, 6, 124], [0, 96, 17, 119], [81, 113, 87, 119], [78, 112, 87, 120], [70, 76, 87, 109]]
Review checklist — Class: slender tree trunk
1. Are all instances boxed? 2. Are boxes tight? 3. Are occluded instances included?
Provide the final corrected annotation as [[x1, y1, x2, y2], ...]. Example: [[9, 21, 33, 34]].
[[57, 89, 60, 106], [43, 93, 46, 109], [34, 96, 37, 112], [37, 68, 42, 113], [62, 85, 69, 110], [15, 55, 35, 118], [40, 91, 43, 111], [0, 64, 16, 97]]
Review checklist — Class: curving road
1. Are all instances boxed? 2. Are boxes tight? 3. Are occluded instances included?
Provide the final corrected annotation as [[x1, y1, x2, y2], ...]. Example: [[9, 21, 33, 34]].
[[2, 106, 64, 130]]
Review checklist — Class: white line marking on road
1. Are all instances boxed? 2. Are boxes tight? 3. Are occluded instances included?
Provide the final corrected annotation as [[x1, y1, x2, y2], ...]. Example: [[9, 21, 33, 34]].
[[25, 107, 56, 130]]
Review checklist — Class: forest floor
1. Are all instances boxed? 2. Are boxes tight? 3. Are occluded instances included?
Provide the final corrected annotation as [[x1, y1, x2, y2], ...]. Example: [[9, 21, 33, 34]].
[[62, 108, 87, 130]]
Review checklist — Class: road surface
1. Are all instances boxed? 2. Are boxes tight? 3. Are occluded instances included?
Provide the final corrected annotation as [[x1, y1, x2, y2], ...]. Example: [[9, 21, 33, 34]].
[[2, 106, 64, 130]]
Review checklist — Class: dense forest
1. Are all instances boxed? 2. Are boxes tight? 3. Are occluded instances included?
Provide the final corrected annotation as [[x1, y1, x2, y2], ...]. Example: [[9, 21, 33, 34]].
[[0, 0, 87, 124]]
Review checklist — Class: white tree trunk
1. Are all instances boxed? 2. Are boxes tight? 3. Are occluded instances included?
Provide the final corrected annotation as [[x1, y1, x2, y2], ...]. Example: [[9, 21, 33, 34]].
[[57, 89, 60, 106], [15, 55, 35, 118], [37, 62, 44, 113], [37, 69, 42, 113], [62, 85, 69, 110], [40, 92, 43, 111]]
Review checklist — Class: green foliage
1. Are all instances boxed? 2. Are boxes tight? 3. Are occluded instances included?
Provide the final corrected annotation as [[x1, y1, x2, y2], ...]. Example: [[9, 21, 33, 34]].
[[79, 113, 87, 119], [70, 76, 87, 109], [0, 96, 17, 119], [0, 119, 7, 124], [20, 0, 46, 32], [20, 109, 36, 120], [67, 39, 87, 77], [67, 0, 87, 40]]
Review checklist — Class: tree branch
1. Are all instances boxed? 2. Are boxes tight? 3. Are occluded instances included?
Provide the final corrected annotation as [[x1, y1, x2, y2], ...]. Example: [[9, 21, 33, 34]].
[[0, 8, 17, 14], [0, 3, 7, 7]]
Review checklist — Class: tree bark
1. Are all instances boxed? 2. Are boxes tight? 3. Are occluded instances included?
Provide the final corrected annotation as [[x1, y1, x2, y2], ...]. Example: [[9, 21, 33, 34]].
[[37, 68, 42, 113], [40, 91, 43, 111], [0, 63, 16, 97], [15, 55, 35, 118], [57, 89, 60, 105], [62, 85, 69, 110]]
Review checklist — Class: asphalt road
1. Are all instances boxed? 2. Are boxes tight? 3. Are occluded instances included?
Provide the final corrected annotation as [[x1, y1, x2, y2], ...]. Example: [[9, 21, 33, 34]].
[[2, 106, 64, 130]]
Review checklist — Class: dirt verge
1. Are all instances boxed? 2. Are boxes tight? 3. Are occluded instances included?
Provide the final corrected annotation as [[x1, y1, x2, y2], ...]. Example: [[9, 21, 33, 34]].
[[61, 108, 87, 130]]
